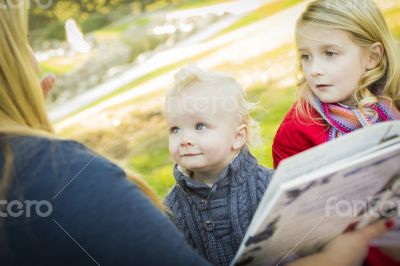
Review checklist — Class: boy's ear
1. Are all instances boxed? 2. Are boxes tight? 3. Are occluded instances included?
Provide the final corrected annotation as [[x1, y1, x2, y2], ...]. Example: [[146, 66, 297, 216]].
[[232, 124, 248, 150], [366, 42, 384, 70]]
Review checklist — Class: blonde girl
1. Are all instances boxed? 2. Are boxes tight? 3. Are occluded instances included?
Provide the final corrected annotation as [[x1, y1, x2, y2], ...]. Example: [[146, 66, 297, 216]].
[[272, 0, 400, 264], [273, 0, 400, 168]]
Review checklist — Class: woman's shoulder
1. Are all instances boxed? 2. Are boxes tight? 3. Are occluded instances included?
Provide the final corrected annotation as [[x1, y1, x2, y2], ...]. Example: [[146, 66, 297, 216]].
[[8, 135, 119, 170], [7, 135, 87, 160], [5, 135, 126, 198]]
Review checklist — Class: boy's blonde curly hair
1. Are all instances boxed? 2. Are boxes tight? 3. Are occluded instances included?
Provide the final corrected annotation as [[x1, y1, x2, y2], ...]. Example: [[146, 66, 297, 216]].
[[166, 65, 262, 147]]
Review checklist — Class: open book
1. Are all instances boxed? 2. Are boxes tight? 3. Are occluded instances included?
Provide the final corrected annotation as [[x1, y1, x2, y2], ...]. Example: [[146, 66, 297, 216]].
[[232, 121, 400, 266]]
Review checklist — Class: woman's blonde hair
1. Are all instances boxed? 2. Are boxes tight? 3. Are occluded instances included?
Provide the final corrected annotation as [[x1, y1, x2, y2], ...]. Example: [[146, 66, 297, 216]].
[[0, 0, 53, 135], [0, 0, 165, 211], [166, 65, 261, 147], [295, 0, 400, 119]]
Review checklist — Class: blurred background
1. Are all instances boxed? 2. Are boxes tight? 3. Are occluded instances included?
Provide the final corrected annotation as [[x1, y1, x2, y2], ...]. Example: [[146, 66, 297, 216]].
[[30, 0, 400, 196]]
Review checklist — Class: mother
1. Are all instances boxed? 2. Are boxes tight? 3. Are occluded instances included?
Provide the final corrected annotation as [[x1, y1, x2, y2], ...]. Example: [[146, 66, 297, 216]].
[[0, 1, 392, 265]]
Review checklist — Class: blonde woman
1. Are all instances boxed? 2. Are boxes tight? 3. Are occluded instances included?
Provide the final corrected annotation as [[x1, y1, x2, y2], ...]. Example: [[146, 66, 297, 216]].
[[0, 1, 394, 265], [0, 2, 208, 265]]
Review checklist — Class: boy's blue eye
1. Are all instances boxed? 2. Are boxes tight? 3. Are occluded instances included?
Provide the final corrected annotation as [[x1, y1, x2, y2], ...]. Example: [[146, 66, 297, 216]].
[[169, 127, 180, 134], [300, 54, 310, 61], [195, 123, 206, 130], [325, 51, 336, 57]]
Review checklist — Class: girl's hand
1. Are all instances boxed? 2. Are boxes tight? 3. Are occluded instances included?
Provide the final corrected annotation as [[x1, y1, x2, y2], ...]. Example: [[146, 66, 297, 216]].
[[290, 219, 394, 266]]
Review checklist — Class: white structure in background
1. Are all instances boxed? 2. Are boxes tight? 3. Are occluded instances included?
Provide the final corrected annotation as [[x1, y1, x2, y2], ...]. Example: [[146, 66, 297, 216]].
[[65, 19, 91, 53]]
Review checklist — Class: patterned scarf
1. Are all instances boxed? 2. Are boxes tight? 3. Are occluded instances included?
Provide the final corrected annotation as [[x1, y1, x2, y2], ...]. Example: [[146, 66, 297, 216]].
[[313, 96, 400, 140]]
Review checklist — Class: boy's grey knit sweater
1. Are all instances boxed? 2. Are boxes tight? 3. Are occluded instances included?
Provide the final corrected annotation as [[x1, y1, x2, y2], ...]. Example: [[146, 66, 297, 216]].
[[164, 149, 274, 266]]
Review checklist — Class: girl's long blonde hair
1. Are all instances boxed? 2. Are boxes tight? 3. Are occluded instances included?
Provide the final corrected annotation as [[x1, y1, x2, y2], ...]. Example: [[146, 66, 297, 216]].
[[295, 0, 400, 119], [0, 0, 164, 211]]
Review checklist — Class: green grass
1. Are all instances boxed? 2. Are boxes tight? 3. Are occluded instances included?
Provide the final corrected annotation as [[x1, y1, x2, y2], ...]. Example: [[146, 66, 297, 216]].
[[384, 7, 400, 38], [217, 0, 303, 36], [248, 84, 296, 168], [176, 0, 232, 10], [39, 60, 76, 75], [95, 17, 151, 35], [127, 146, 175, 196]]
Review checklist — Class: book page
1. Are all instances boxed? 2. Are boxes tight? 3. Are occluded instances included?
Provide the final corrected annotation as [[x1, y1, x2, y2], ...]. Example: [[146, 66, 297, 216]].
[[233, 143, 400, 266], [276, 121, 400, 179], [252, 122, 400, 226]]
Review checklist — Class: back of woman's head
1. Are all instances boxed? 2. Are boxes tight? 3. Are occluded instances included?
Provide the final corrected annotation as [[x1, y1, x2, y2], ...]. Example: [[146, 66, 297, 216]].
[[0, 0, 53, 136], [295, 0, 400, 112]]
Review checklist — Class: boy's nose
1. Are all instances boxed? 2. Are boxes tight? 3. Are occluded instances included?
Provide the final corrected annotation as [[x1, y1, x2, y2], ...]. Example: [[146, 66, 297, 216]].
[[180, 134, 193, 146]]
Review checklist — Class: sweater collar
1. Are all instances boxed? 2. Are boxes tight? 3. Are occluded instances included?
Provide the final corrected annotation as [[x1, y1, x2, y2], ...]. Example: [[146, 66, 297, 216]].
[[173, 147, 257, 197]]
